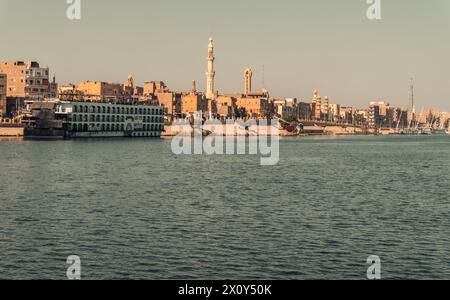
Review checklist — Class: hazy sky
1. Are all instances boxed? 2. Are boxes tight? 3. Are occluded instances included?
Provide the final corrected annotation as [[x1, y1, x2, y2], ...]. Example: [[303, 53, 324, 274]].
[[1, 0, 449, 110]]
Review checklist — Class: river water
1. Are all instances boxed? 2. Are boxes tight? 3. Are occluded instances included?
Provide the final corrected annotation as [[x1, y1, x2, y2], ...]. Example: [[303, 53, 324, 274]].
[[0, 135, 449, 279]]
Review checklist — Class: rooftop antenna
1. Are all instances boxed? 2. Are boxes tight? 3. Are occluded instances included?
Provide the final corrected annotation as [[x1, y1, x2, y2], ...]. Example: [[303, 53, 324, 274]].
[[410, 77, 415, 115]]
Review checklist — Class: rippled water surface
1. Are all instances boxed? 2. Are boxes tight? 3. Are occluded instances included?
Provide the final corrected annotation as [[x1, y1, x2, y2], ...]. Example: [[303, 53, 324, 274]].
[[0, 135, 449, 279]]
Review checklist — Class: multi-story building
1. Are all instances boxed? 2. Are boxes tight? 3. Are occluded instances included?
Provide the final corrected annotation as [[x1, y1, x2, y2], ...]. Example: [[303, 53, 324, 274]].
[[216, 96, 236, 118], [156, 91, 182, 118], [298, 102, 312, 121], [77, 81, 124, 101], [273, 98, 298, 120], [322, 96, 330, 121], [369, 101, 390, 128], [369, 103, 381, 127], [236, 97, 269, 118], [329, 104, 340, 122], [58, 84, 77, 95], [340, 107, 354, 124], [144, 81, 168, 96], [181, 94, 207, 116], [0, 61, 51, 99], [397, 109, 409, 128], [354, 109, 369, 126], [0, 74, 6, 116]]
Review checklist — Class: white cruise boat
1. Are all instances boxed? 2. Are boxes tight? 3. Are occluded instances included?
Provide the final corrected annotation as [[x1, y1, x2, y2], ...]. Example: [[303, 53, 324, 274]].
[[23, 100, 165, 139]]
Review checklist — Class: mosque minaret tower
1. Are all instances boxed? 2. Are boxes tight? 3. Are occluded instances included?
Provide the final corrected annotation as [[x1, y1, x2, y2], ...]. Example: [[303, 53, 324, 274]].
[[205, 37, 216, 100]]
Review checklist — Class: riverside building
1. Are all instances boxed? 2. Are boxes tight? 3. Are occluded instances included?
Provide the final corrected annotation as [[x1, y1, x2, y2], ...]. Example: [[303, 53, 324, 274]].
[[0, 61, 52, 99]]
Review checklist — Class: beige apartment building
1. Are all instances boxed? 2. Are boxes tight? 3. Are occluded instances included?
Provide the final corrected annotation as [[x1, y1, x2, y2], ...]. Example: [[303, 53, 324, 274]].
[[144, 81, 168, 96], [58, 84, 77, 94], [236, 97, 269, 118], [0, 61, 51, 99], [78, 81, 124, 101], [157, 91, 182, 117], [216, 96, 236, 118], [181, 94, 207, 115]]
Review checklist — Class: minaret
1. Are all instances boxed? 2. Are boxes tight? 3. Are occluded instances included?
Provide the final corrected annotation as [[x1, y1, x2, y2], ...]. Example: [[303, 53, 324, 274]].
[[244, 68, 252, 96], [192, 80, 197, 94], [323, 96, 329, 120], [312, 90, 322, 120], [312, 89, 319, 105], [205, 37, 216, 100], [311, 90, 318, 121], [315, 96, 322, 120]]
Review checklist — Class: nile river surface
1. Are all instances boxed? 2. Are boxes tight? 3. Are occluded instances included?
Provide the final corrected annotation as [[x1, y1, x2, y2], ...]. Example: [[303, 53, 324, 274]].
[[0, 135, 449, 279]]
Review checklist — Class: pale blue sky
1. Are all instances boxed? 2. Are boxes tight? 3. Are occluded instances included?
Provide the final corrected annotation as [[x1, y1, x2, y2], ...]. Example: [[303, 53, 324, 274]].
[[1, 0, 449, 110]]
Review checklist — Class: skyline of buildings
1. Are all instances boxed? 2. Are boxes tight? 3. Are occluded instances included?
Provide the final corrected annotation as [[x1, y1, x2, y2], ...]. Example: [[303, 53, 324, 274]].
[[0, 37, 449, 129], [3, 1, 449, 111]]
